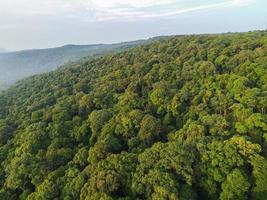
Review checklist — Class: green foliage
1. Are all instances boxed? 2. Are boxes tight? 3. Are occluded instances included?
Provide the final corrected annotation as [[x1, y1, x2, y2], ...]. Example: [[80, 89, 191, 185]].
[[132, 142, 195, 199], [250, 155, 267, 199], [138, 114, 161, 146], [220, 169, 250, 200], [0, 31, 266, 199]]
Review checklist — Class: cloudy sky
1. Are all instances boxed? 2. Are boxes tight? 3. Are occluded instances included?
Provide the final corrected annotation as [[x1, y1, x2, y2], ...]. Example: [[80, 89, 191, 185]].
[[1, 0, 266, 50]]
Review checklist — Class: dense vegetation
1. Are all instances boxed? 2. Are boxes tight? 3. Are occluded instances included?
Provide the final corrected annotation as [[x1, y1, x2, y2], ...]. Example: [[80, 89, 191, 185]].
[[0, 40, 146, 89], [0, 31, 266, 200]]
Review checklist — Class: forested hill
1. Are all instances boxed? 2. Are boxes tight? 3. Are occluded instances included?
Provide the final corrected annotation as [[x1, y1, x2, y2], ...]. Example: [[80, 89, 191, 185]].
[[0, 31, 267, 200], [0, 40, 147, 89]]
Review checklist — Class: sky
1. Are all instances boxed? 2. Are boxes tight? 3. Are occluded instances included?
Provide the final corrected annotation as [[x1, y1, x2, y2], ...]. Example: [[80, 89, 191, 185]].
[[0, 0, 266, 51]]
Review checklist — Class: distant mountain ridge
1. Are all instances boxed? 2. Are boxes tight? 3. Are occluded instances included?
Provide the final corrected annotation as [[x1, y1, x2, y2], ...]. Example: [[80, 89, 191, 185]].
[[0, 40, 150, 89], [0, 48, 7, 53]]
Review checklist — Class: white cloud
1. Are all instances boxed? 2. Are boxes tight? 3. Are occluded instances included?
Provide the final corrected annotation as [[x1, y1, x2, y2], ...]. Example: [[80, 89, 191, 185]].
[[1, 0, 255, 22], [91, 0, 177, 8], [137, 0, 255, 19], [89, 0, 255, 21]]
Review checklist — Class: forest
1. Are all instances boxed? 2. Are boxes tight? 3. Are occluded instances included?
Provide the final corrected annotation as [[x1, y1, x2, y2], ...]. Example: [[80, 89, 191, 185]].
[[0, 40, 146, 89], [0, 31, 266, 200]]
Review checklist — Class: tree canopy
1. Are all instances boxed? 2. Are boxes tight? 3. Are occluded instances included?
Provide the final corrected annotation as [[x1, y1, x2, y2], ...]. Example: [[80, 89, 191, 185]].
[[0, 31, 266, 199]]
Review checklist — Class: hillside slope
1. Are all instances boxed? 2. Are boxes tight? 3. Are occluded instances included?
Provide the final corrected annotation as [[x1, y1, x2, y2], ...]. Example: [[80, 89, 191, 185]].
[[0, 40, 145, 89], [0, 31, 266, 200]]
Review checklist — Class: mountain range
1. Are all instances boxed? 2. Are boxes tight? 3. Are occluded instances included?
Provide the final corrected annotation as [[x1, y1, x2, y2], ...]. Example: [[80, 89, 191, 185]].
[[0, 40, 148, 89]]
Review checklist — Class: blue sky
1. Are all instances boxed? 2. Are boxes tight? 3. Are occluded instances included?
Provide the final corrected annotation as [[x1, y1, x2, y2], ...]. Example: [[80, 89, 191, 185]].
[[1, 0, 266, 50]]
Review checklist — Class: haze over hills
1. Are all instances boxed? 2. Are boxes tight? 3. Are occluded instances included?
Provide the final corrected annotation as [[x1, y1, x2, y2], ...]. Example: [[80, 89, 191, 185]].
[[0, 40, 148, 89], [0, 48, 7, 53]]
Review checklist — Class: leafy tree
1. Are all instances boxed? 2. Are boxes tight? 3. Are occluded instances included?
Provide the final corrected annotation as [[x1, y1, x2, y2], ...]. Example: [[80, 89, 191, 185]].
[[220, 169, 250, 200], [138, 114, 161, 146]]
